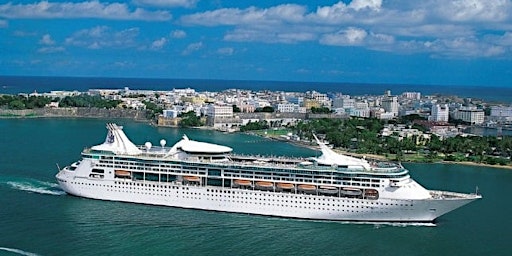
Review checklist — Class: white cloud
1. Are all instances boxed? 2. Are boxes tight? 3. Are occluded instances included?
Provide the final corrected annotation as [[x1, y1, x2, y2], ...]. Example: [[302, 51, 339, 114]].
[[217, 47, 234, 56], [320, 27, 368, 46], [182, 41, 203, 55], [171, 29, 186, 38], [0, 1, 171, 21], [133, 0, 198, 8], [151, 37, 167, 50], [349, 0, 382, 11], [65, 26, 140, 49], [433, 0, 511, 22], [39, 34, 55, 45], [181, 0, 512, 58], [0, 19, 7, 28], [181, 4, 307, 26], [37, 46, 65, 53], [225, 28, 315, 43]]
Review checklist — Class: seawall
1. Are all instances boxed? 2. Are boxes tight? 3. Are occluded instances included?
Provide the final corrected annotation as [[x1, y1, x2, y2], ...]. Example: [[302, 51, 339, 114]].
[[0, 107, 151, 120]]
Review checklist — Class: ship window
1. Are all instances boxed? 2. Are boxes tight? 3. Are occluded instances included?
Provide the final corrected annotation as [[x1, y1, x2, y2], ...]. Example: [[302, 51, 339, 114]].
[[92, 168, 104, 174]]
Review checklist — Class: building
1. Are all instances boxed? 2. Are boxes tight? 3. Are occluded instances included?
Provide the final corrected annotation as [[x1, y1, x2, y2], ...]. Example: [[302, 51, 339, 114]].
[[430, 104, 449, 122], [490, 106, 512, 117], [381, 94, 399, 117], [332, 95, 355, 109], [276, 103, 300, 113], [401, 92, 421, 100], [206, 104, 235, 127], [453, 107, 485, 124]]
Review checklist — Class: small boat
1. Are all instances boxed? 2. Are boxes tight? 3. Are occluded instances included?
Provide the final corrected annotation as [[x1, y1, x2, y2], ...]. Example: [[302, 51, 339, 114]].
[[277, 183, 295, 190], [364, 189, 379, 199], [340, 187, 362, 196], [298, 184, 316, 191], [184, 176, 201, 182], [234, 179, 252, 186], [114, 170, 131, 177], [318, 186, 338, 195], [256, 181, 274, 190]]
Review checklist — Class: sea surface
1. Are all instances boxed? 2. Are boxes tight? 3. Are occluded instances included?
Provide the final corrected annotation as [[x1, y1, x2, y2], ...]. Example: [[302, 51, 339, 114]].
[[1, 76, 512, 103], [0, 118, 510, 256]]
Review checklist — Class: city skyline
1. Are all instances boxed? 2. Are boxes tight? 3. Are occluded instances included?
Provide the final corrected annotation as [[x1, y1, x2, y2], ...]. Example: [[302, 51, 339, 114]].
[[1, 0, 512, 87]]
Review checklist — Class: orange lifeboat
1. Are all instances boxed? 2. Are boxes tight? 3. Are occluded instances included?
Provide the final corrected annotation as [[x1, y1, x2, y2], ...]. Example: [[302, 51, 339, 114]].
[[256, 181, 273, 188], [298, 184, 316, 191], [234, 179, 252, 186], [115, 170, 131, 177], [184, 176, 201, 182], [277, 183, 295, 190]]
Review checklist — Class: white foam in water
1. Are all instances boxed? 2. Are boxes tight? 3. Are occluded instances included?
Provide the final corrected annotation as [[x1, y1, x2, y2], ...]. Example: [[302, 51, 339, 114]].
[[0, 247, 40, 256], [6, 181, 66, 196]]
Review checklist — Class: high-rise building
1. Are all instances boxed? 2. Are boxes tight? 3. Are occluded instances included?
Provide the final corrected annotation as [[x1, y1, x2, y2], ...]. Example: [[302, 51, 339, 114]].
[[430, 104, 449, 122]]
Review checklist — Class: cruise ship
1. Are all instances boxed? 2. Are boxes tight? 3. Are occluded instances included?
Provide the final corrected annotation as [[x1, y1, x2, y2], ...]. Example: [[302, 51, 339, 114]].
[[56, 123, 481, 222]]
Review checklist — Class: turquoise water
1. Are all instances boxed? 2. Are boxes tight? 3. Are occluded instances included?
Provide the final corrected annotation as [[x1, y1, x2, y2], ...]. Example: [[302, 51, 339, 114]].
[[0, 119, 510, 256]]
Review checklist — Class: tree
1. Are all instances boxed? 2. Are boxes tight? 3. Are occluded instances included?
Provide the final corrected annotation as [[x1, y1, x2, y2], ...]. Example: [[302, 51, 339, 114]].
[[179, 111, 204, 127]]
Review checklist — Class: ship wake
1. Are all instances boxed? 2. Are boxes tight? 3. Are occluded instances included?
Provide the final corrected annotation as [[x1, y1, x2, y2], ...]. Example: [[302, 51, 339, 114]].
[[0, 247, 40, 256], [2, 178, 65, 196]]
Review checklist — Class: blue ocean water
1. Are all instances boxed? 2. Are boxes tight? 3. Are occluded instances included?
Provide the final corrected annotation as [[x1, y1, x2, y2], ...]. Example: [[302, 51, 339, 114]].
[[0, 118, 510, 256], [1, 76, 511, 103]]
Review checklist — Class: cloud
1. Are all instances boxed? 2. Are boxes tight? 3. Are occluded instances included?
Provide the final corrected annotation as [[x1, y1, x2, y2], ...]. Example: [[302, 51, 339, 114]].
[[39, 34, 55, 45], [182, 41, 202, 55], [65, 26, 140, 49], [0, 1, 171, 21], [217, 47, 234, 56], [181, 0, 512, 58], [171, 29, 186, 38], [0, 19, 7, 28], [133, 0, 198, 8], [181, 4, 307, 26], [432, 0, 511, 22], [151, 37, 167, 50], [37, 46, 65, 53], [320, 27, 368, 46]]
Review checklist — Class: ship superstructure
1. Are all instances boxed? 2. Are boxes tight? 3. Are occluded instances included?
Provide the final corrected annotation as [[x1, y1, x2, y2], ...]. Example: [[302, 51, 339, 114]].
[[56, 123, 481, 222]]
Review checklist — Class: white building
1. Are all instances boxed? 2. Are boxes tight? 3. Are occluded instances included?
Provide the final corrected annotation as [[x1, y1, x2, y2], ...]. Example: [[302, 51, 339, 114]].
[[206, 104, 233, 118], [381, 95, 399, 117], [332, 95, 355, 109], [430, 104, 449, 122], [277, 103, 300, 113], [453, 107, 485, 124], [401, 92, 421, 100], [490, 106, 512, 117]]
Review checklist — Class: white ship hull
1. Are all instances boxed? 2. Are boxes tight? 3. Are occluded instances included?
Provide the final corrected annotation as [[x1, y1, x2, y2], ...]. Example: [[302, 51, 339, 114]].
[[57, 171, 478, 222]]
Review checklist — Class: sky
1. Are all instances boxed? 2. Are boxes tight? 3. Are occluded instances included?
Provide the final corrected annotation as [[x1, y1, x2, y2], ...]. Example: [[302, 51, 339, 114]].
[[1, 0, 512, 87]]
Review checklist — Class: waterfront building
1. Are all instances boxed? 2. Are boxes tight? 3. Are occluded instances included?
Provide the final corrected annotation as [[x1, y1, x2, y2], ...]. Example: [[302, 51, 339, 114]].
[[490, 106, 512, 117], [453, 107, 485, 125], [332, 95, 355, 109]]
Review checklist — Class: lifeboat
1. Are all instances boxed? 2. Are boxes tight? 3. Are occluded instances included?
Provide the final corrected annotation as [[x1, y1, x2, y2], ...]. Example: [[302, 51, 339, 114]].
[[234, 179, 252, 186], [364, 189, 379, 199], [114, 170, 131, 177], [340, 187, 362, 196], [256, 181, 274, 190], [277, 183, 295, 190], [298, 184, 316, 191], [184, 176, 201, 182], [318, 186, 339, 195]]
